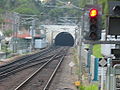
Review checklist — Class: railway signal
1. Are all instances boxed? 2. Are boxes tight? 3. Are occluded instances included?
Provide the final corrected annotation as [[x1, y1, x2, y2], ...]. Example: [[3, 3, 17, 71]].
[[108, 1, 120, 35], [83, 5, 102, 41], [88, 8, 101, 40], [113, 5, 120, 15]]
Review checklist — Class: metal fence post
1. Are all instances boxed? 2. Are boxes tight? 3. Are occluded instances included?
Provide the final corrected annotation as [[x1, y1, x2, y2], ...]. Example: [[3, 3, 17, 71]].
[[106, 58, 112, 90]]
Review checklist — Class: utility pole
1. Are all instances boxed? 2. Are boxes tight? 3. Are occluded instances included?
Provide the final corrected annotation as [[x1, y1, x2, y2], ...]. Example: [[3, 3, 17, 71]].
[[74, 28, 77, 47], [31, 19, 36, 50], [77, 14, 84, 83], [106, 58, 112, 90], [16, 14, 20, 52], [13, 12, 20, 53], [13, 12, 17, 53], [19, 14, 38, 52], [88, 44, 93, 83], [78, 27, 82, 82]]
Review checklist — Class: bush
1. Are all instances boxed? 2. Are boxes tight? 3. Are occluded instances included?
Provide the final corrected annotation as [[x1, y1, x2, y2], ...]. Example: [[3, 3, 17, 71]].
[[79, 84, 98, 90], [93, 44, 103, 58], [3, 29, 13, 37]]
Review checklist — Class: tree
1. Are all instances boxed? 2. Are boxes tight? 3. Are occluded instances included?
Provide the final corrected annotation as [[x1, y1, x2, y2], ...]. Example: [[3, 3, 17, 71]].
[[12, 1, 40, 14], [3, 30, 13, 37], [0, 0, 6, 8]]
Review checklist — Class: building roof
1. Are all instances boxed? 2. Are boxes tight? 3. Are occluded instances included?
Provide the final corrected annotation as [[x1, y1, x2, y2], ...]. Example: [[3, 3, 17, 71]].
[[13, 33, 41, 39]]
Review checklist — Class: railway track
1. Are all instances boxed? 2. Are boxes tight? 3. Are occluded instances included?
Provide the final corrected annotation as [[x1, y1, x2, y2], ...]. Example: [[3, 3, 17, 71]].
[[0, 46, 69, 90], [0, 46, 57, 69], [14, 47, 68, 90], [0, 46, 61, 79]]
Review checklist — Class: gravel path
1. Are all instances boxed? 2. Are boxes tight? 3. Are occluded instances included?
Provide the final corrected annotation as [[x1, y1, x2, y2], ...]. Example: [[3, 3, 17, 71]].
[[56, 48, 78, 90], [48, 48, 78, 90]]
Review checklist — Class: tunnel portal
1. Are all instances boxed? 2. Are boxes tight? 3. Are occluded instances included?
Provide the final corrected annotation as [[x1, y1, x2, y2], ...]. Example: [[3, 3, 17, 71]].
[[54, 32, 74, 46]]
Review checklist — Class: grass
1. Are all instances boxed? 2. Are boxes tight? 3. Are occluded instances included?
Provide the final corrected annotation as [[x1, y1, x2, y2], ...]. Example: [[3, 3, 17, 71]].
[[72, 47, 99, 90], [93, 44, 103, 58], [79, 84, 98, 90], [71, 48, 80, 75]]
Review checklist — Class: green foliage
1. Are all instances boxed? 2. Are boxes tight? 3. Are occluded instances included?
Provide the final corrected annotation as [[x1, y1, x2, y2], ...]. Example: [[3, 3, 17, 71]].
[[98, 0, 108, 14], [98, 0, 120, 28], [72, 0, 81, 7], [12, 1, 40, 15], [0, 8, 4, 13], [0, 0, 82, 22], [79, 84, 98, 90], [13, 7, 39, 14], [0, 16, 4, 24], [3, 29, 13, 37], [17, 0, 28, 4], [67, 9, 80, 16], [80, 0, 86, 7], [93, 44, 103, 58], [98, 0, 108, 28], [0, 0, 6, 8], [0, 0, 40, 15], [49, 8, 64, 19], [60, 0, 80, 7], [1, 44, 12, 54]]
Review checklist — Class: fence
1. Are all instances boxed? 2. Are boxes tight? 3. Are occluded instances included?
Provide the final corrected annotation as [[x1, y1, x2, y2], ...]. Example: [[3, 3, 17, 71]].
[[81, 45, 99, 81]]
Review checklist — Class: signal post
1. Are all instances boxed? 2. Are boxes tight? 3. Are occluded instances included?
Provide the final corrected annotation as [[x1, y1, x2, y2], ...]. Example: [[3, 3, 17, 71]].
[[82, 5, 102, 84], [82, 2, 120, 90]]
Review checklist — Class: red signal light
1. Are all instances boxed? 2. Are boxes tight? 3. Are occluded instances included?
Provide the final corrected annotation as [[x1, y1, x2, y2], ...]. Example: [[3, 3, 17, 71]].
[[89, 9, 98, 18]]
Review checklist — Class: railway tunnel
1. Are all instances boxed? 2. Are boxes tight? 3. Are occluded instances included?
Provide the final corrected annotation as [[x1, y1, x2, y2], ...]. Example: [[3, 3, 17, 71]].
[[54, 32, 74, 46]]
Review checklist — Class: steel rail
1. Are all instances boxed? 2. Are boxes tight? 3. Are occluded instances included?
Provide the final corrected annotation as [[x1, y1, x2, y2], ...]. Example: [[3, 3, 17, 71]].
[[14, 48, 64, 90], [0, 54, 63, 78], [43, 52, 66, 90], [0, 53, 55, 75], [0, 47, 59, 73], [0, 59, 47, 78], [0, 47, 63, 79], [0, 47, 54, 69]]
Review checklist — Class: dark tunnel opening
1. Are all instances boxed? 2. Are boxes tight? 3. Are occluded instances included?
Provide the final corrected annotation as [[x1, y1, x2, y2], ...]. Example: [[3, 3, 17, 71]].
[[54, 32, 74, 46]]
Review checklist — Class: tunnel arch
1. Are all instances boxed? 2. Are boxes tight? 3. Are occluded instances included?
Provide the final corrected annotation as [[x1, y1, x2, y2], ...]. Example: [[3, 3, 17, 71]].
[[54, 32, 74, 46]]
